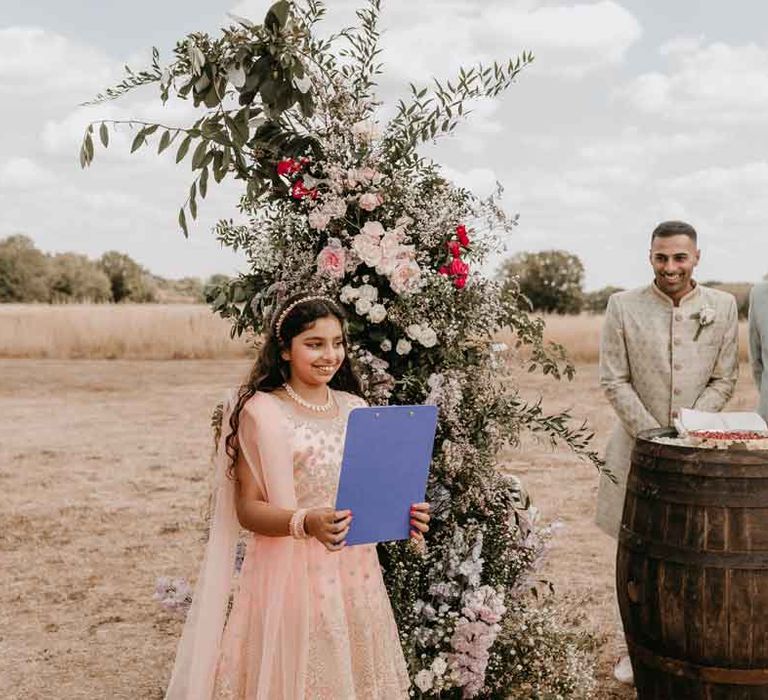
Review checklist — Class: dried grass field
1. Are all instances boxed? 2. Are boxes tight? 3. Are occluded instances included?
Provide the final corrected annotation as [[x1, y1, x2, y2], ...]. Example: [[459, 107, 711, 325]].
[[0, 305, 760, 699]]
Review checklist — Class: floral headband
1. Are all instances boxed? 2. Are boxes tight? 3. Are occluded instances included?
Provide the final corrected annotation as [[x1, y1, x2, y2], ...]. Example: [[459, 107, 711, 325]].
[[274, 295, 340, 344]]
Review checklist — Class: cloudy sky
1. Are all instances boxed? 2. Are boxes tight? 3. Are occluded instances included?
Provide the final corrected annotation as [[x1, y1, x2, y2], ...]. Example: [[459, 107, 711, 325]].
[[1, 0, 767, 289]]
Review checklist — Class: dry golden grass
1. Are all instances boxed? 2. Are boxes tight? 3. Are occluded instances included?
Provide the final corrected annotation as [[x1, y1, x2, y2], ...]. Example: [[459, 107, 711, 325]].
[[0, 304, 253, 360], [0, 305, 752, 363], [538, 314, 750, 364]]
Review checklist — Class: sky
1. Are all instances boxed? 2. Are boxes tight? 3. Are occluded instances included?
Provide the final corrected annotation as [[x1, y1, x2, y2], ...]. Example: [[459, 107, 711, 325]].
[[1, 0, 767, 290]]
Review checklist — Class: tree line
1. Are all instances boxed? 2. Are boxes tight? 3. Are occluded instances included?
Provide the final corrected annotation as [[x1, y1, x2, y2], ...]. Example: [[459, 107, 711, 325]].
[[0, 235, 229, 304], [1, 236, 754, 315]]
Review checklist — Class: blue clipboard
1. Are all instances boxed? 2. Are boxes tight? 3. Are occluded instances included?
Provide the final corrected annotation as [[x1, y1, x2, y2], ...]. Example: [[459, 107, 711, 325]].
[[334, 404, 438, 546]]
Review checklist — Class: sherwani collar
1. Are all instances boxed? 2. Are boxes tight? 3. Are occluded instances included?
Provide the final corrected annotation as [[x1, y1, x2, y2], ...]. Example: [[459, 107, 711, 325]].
[[649, 279, 701, 307]]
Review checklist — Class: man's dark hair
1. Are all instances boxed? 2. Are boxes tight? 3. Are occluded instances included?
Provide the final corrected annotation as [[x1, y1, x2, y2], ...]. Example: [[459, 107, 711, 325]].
[[651, 220, 697, 244]]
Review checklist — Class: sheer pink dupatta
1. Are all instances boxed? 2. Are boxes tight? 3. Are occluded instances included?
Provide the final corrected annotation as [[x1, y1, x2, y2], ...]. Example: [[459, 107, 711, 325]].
[[164, 391, 309, 699]]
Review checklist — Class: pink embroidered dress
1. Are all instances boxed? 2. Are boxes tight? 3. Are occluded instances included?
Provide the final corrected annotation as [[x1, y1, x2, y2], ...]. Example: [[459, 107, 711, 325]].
[[164, 389, 410, 700]]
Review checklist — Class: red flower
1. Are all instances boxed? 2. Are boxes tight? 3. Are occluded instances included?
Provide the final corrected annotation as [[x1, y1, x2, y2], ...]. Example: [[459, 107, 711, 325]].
[[454, 275, 467, 289], [291, 179, 308, 199], [277, 158, 297, 176], [448, 258, 469, 277], [447, 241, 461, 258], [456, 224, 470, 247], [438, 265, 449, 275], [291, 179, 317, 200]]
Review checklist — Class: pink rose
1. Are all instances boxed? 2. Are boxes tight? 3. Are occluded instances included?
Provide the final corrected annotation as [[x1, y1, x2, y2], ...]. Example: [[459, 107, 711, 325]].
[[358, 192, 384, 212], [389, 260, 421, 295], [351, 231, 382, 267], [308, 208, 332, 231], [360, 221, 385, 238], [316, 238, 346, 279], [456, 224, 470, 247]]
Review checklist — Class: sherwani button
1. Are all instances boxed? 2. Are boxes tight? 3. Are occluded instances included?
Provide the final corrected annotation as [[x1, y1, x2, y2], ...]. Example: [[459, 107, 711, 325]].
[[675, 313, 683, 321], [673, 338, 681, 346], [673, 388, 681, 396], [674, 363, 682, 371]]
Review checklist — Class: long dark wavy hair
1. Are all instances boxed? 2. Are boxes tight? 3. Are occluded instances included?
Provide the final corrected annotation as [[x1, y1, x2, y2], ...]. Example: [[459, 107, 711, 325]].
[[224, 293, 364, 478]]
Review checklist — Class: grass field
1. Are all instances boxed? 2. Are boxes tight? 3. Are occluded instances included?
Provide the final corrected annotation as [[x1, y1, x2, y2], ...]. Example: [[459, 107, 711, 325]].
[[0, 304, 751, 363]]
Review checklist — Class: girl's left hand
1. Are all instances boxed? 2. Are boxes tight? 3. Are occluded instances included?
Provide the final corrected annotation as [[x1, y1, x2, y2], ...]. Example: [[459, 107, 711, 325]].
[[409, 502, 430, 542]]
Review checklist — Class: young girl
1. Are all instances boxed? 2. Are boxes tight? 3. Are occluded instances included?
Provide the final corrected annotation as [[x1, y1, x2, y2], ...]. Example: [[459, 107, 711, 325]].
[[164, 294, 430, 700]]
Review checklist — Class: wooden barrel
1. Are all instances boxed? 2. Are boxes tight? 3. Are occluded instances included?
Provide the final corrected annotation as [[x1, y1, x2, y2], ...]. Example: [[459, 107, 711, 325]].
[[617, 428, 768, 699]]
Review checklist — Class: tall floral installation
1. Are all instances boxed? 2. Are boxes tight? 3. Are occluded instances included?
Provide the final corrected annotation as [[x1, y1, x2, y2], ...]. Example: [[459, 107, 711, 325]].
[[82, 2, 600, 696]]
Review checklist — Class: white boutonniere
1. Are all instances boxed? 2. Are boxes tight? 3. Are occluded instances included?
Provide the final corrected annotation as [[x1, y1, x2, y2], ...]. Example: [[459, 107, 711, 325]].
[[692, 305, 716, 341]]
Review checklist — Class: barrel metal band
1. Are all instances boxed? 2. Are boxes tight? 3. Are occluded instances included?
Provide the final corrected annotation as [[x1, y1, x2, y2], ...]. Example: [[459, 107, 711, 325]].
[[619, 527, 768, 569], [629, 640, 768, 686]]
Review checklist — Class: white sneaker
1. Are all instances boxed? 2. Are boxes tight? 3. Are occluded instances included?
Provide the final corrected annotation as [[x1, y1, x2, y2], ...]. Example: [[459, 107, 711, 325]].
[[613, 654, 634, 686]]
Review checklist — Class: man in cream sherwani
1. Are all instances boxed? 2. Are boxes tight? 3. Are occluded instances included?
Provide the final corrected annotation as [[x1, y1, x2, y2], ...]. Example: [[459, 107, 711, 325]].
[[749, 282, 768, 420], [596, 220, 739, 685]]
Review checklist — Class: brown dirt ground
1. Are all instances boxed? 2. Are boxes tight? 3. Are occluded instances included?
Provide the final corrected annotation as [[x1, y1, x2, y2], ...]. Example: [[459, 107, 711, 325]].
[[0, 360, 760, 699]]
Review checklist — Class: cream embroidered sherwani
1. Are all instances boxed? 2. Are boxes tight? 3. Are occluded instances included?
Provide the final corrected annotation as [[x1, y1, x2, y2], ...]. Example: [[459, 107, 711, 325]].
[[596, 282, 739, 537], [749, 282, 768, 420]]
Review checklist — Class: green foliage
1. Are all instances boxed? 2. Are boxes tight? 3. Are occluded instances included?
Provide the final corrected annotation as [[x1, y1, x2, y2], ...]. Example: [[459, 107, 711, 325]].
[[98, 251, 157, 303], [500, 250, 585, 315], [48, 252, 112, 302], [583, 285, 624, 315], [0, 234, 50, 302]]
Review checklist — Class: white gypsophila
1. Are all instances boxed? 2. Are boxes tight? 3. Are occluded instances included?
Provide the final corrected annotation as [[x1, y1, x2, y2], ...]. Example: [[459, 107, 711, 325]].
[[355, 298, 373, 315], [324, 197, 348, 219], [368, 303, 387, 323], [380, 339, 392, 352], [340, 285, 359, 303], [396, 338, 412, 355], [432, 655, 449, 677], [357, 283, 378, 302], [414, 669, 434, 693]]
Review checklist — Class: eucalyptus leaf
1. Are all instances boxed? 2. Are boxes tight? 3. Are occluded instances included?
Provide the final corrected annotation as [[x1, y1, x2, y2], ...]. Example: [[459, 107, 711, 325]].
[[176, 134, 192, 163], [158, 131, 172, 153], [99, 123, 109, 148], [130, 130, 145, 153], [191, 140, 208, 169], [199, 166, 209, 198], [178, 207, 188, 238]]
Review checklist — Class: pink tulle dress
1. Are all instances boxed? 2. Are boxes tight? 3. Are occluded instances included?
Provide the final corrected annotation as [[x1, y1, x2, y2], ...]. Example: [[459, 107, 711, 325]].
[[210, 390, 410, 699]]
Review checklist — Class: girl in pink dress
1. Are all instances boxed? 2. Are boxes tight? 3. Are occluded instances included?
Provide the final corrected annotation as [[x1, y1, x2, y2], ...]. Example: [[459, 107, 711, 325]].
[[164, 294, 430, 700]]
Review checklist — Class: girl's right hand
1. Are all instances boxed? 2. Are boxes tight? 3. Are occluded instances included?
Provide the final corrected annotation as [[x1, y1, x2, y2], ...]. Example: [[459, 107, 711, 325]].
[[304, 508, 352, 551]]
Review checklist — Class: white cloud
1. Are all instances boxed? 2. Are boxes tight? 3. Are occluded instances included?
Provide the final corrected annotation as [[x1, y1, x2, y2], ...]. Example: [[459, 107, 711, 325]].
[[0, 27, 116, 94], [662, 161, 768, 194], [0, 157, 56, 188], [579, 127, 725, 166], [440, 165, 499, 198], [625, 38, 768, 123], [230, 0, 641, 81]]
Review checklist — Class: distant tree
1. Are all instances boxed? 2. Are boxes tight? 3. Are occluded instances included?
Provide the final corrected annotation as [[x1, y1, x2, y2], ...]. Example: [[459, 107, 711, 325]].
[[48, 252, 112, 302], [98, 251, 157, 302], [0, 234, 50, 302], [154, 275, 206, 303], [583, 286, 625, 314], [499, 250, 585, 314]]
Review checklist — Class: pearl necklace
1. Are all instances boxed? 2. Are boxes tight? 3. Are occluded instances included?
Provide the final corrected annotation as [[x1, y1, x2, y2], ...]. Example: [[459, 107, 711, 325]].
[[283, 382, 334, 413]]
